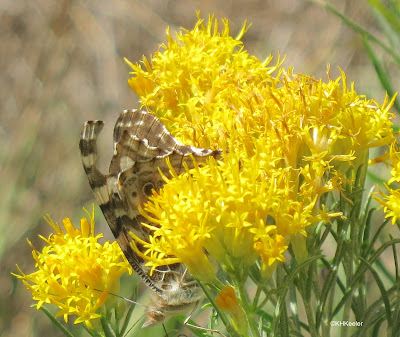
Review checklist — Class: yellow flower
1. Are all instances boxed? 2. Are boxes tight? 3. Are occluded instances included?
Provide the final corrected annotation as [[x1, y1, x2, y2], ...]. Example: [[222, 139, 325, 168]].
[[376, 185, 400, 224], [374, 143, 400, 225], [126, 13, 283, 150], [253, 234, 287, 267], [125, 14, 394, 282], [216, 286, 248, 334], [13, 206, 132, 329], [388, 143, 400, 185]]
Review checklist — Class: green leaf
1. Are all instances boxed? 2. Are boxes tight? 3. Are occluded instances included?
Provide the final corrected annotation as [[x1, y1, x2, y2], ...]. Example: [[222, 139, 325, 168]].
[[82, 324, 104, 337], [359, 256, 392, 328], [366, 0, 400, 34], [272, 255, 323, 334], [101, 315, 117, 337], [119, 289, 139, 336], [332, 238, 400, 317], [38, 306, 76, 337], [362, 37, 400, 112], [308, 0, 400, 63]]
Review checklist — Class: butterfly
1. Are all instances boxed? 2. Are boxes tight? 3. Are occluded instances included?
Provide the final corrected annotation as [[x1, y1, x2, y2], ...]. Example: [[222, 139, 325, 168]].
[[79, 109, 221, 327]]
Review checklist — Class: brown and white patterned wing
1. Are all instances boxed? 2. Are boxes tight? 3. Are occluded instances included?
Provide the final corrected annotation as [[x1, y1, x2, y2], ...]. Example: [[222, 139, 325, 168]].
[[111, 110, 221, 242], [80, 109, 221, 295], [110, 109, 215, 172], [79, 121, 116, 225], [79, 120, 164, 293]]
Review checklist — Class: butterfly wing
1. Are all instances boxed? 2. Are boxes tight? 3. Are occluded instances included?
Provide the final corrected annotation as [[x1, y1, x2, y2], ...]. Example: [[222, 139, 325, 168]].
[[80, 109, 220, 296]]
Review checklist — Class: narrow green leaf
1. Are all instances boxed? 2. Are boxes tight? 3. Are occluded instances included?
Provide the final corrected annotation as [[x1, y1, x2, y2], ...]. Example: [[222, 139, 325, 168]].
[[119, 289, 139, 336], [332, 238, 400, 317], [364, 218, 391, 258], [363, 37, 400, 113], [277, 299, 289, 337], [359, 257, 392, 328], [82, 324, 104, 337], [321, 258, 346, 294], [307, 0, 400, 64], [288, 284, 301, 331], [101, 315, 117, 337], [367, 170, 387, 184], [366, 0, 400, 33], [271, 255, 323, 334], [393, 235, 400, 281], [372, 319, 386, 336], [38, 306, 76, 337]]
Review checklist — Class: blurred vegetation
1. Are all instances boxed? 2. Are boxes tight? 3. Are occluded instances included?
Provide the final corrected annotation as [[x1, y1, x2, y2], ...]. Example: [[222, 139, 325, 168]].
[[1, 0, 398, 336], [313, 0, 400, 115]]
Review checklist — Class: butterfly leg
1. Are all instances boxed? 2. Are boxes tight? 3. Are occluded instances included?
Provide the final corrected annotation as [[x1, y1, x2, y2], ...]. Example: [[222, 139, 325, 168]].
[[183, 309, 228, 337]]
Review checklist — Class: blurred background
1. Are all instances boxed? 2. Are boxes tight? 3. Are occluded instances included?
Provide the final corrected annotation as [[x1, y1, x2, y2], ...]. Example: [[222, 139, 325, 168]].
[[1, 0, 398, 336]]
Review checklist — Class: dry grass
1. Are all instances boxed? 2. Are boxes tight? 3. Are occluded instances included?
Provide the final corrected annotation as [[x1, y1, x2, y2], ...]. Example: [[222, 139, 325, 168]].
[[0, 0, 395, 336]]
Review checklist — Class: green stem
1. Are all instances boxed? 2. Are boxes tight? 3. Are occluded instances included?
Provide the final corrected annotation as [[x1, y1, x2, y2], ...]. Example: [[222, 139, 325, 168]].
[[298, 271, 319, 337], [235, 280, 261, 337]]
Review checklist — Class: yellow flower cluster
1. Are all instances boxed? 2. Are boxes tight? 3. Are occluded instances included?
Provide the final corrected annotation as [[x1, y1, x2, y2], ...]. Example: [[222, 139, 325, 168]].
[[127, 15, 395, 280], [14, 208, 132, 329], [375, 144, 400, 224]]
